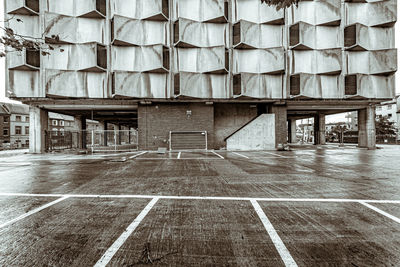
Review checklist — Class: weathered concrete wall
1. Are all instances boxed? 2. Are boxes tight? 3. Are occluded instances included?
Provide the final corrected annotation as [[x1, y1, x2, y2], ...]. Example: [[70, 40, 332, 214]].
[[138, 103, 214, 150], [213, 104, 257, 149], [226, 114, 275, 151]]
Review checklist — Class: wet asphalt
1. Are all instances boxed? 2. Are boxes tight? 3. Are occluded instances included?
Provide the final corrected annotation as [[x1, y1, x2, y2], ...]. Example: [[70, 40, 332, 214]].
[[0, 145, 399, 266]]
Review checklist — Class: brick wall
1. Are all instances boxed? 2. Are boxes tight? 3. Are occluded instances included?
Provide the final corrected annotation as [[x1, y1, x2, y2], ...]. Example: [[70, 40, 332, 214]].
[[138, 103, 214, 150], [213, 104, 257, 149]]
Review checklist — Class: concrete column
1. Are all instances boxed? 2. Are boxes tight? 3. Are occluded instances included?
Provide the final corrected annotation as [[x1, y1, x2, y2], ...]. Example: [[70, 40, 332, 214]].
[[103, 121, 108, 146], [270, 105, 287, 148], [114, 124, 121, 145], [29, 106, 48, 153], [288, 119, 297, 143], [358, 106, 376, 149], [76, 116, 87, 149], [314, 113, 326, 145]]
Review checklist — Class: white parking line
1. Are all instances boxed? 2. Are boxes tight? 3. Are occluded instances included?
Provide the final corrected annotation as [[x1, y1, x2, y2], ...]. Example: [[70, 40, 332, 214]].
[[251, 200, 298, 267], [262, 151, 289, 158], [211, 151, 224, 159], [232, 152, 249, 159], [94, 197, 159, 267], [177, 152, 181, 159], [128, 151, 147, 159], [0, 196, 69, 229], [359, 201, 400, 224], [1, 193, 400, 204]]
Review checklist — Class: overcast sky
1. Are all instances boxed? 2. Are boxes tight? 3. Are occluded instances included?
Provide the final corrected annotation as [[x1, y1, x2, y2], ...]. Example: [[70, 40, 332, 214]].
[[0, 3, 398, 122]]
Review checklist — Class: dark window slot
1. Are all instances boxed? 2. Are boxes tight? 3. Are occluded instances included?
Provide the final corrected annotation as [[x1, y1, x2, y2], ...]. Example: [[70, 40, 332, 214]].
[[233, 75, 241, 95], [289, 24, 300, 46], [26, 50, 40, 67], [162, 0, 169, 19], [290, 75, 300, 95], [225, 50, 229, 71], [233, 23, 240, 46], [174, 74, 180, 95], [163, 47, 170, 70], [111, 73, 115, 95], [97, 44, 107, 69], [224, 1, 228, 20], [345, 75, 357, 95], [174, 21, 179, 44], [96, 0, 107, 16], [344, 24, 356, 47], [26, 0, 39, 13]]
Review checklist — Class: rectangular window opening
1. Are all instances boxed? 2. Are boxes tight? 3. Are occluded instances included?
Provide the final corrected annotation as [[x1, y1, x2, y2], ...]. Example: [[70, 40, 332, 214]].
[[345, 75, 357, 95], [290, 75, 300, 95], [174, 74, 180, 95], [289, 24, 300, 47], [344, 25, 356, 47], [233, 75, 241, 95]]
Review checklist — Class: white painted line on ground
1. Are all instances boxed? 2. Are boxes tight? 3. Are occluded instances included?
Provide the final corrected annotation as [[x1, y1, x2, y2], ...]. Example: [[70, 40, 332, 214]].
[[0, 196, 69, 229], [134, 158, 224, 160], [251, 200, 298, 267], [262, 151, 289, 158], [359, 201, 400, 224], [0, 193, 400, 204], [211, 151, 224, 159], [232, 152, 249, 159], [177, 152, 181, 159], [94, 197, 159, 267], [128, 151, 147, 159]]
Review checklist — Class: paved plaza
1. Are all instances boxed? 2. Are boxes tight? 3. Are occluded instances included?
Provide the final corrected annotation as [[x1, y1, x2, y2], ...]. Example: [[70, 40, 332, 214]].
[[0, 146, 399, 266]]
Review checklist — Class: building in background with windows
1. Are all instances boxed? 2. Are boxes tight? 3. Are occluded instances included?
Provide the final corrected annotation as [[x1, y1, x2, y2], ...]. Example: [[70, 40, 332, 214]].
[[4, 0, 397, 152], [375, 97, 398, 124], [0, 103, 30, 149]]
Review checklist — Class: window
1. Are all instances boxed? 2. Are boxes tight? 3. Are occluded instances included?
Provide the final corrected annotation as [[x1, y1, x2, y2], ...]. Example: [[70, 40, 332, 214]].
[[376, 106, 382, 111], [290, 75, 300, 95], [15, 126, 22, 135], [52, 128, 58, 136], [16, 116, 22, 122], [233, 74, 241, 95], [52, 120, 58, 126], [25, 126, 29, 135], [3, 129, 8, 136], [3, 116, 9, 123], [60, 120, 65, 126], [25, 116, 29, 122], [345, 75, 357, 95], [387, 104, 393, 110], [60, 129, 65, 136], [290, 24, 300, 47], [388, 113, 393, 118], [174, 74, 180, 95], [344, 25, 356, 47]]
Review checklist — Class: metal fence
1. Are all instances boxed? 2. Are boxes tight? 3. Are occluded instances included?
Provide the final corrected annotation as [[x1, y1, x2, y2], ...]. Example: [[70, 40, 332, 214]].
[[45, 129, 138, 152], [86, 130, 138, 152]]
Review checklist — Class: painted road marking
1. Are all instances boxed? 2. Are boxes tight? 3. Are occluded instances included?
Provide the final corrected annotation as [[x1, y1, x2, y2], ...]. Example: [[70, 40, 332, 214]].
[[359, 201, 400, 224], [251, 200, 298, 267], [232, 152, 249, 159], [94, 197, 159, 267], [134, 158, 224, 160], [0, 193, 400, 204], [128, 151, 147, 159], [211, 151, 224, 159], [262, 151, 289, 158], [0, 196, 69, 229], [177, 152, 181, 159]]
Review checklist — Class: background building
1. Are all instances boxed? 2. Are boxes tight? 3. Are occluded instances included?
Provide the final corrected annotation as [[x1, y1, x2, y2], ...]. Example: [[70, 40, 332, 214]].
[[0, 103, 29, 148], [4, 0, 397, 152]]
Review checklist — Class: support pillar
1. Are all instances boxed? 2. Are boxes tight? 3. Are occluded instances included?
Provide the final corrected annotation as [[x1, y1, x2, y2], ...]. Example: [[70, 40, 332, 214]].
[[288, 119, 297, 143], [29, 106, 48, 153], [77, 116, 87, 149], [314, 113, 326, 145], [270, 105, 287, 149], [358, 106, 376, 149], [103, 121, 108, 146], [114, 124, 121, 145]]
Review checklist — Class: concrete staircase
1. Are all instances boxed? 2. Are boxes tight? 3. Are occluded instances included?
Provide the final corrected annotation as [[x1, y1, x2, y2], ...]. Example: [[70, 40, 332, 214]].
[[225, 114, 275, 151]]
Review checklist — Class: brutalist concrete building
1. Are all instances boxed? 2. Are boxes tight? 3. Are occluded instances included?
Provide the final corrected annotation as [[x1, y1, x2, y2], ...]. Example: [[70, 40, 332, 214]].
[[5, 0, 397, 152]]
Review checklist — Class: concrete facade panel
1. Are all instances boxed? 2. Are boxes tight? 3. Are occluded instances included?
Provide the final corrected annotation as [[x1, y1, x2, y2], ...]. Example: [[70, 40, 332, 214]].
[[45, 70, 108, 98], [174, 47, 227, 73], [111, 0, 167, 19], [288, 0, 341, 26], [8, 70, 41, 98], [290, 49, 342, 75], [232, 0, 283, 24], [114, 72, 168, 98], [233, 48, 285, 74], [177, 73, 229, 98], [345, 0, 396, 27], [173, 0, 226, 22], [238, 74, 284, 98], [112, 16, 169, 46]]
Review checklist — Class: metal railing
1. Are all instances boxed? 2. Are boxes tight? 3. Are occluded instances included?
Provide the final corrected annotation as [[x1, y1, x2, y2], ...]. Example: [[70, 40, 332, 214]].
[[45, 129, 138, 152]]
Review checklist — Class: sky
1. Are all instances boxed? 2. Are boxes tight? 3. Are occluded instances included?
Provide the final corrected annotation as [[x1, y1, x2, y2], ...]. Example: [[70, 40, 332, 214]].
[[0, 3, 399, 122]]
